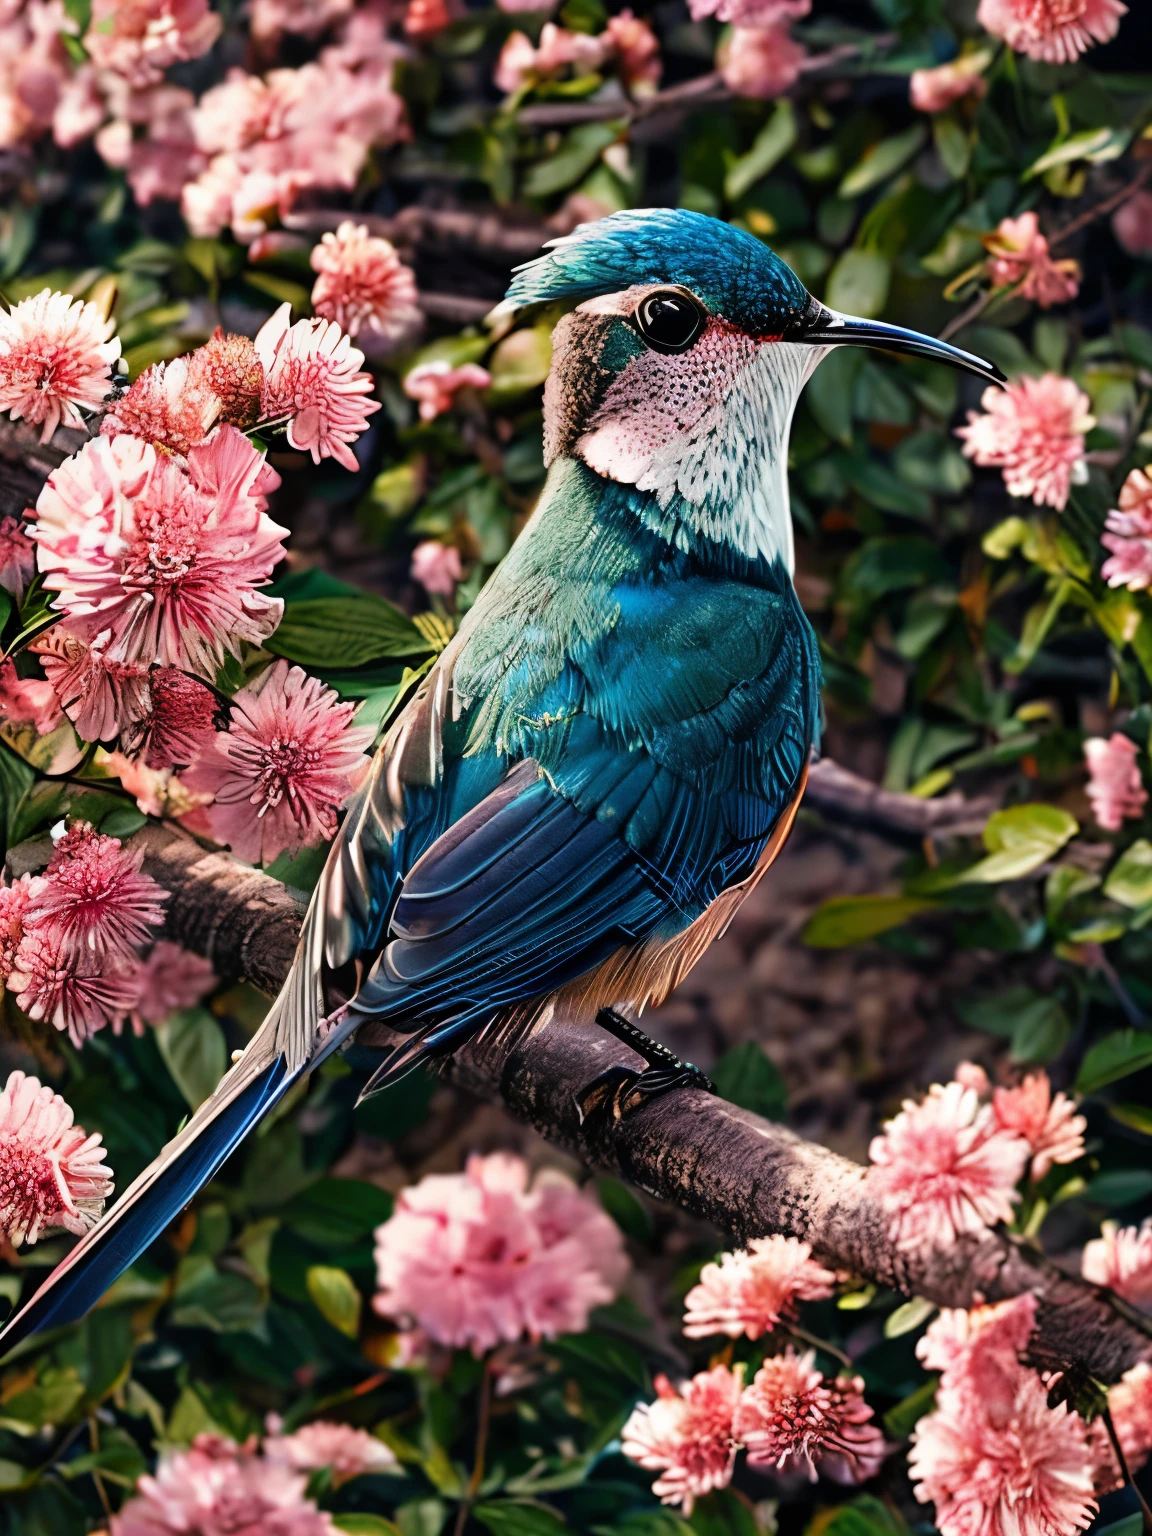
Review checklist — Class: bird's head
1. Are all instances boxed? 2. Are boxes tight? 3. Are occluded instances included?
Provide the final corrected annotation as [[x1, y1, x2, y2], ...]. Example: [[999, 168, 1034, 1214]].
[[497, 208, 1003, 568]]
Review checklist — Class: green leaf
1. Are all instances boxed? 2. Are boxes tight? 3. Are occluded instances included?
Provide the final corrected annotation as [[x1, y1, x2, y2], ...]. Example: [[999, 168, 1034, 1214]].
[[725, 100, 797, 200], [711, 1040, 787, 1121], [838, 125, 927, 196], [487, 323, 553, 398], [825, 250, 891, 319], [1026, 127, 1129, 178], [243, 270, 312, 313], [281, 1178, 393, 1245], [806, 1495, 908, 1536], [805, 348, 862, 445], [884, 1295, 936, 1338], [99, 804, 147, 839], [932, 113, 970, 179], [154, 1007, 227, 1109], [334, 1519, 404, 1536], [883, 1378, 938, 1439], [957, 805, 1078, 885], [595, 1177, 653, 1242], [397, 1500, 449, 1536], [1084, 1170, 1152, 1206], [1107, 1102, 1152, 1136], [474, 1502, 569, 1536], [688, 1489, 759, 1536], [1010, 997, 1071, 1065], [523, 122, 624, 198], [1076, 1029, 1152, 1095], [306, 1264, 362, 1337], [802, 895, 936, 948], [267, 596, 431, 669], [1094, 1514, 1143, 1536], [1104, 840, 1152, 910], [169, 1255, 265, 1332]]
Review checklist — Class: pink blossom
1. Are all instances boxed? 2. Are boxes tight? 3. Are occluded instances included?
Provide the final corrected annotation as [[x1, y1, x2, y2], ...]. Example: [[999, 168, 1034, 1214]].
[[683, 1235, 836, 1340], [131, 940, 215, 1027], [1082, 1220, 1152, 1308], [956, 375, 1094, 511], [605, 11, 661, 95], [910, 54, 988, 113], [865, 1080, 1029, 1250], [371, 1151, 628, 1353], [30, 427, 287, 679], [84, 0, 221, 87], [310, 223, 422, 350], [1101, 465, 1152, 592], [1083, 733, 1147, 831], [0, 658, 62, 736], [494, 24, 607, 91], [0, 1069, 113, 1245], [183, 661, 373, 866], [112, 1432, 335, 1536], [190, 69, 271, 155], [0, 514, 35, 602], [8, 932, 140, 1046], [0, 288, 121, 444], [52, 65, 105, 147], [1107, 1360, 1152, 1475], [403, 361, 491, 422], [410, 541, 463, 598], [194, 328, 266, 430], [404, 0, 453, 38], [718, 24, 808, 99], [734, 1349, 887, 1484], [909, 1370, 1096, 1536], [106, 83, 205, 207], [0, 872, 40, 984], [686, 0, 807, 25], [103, 750, 211, 823], [250, 0, 354, 40], [953, 1060, 991, 1095], [255, 303, 381, 471], [984, 213, 1080, 308], [102, 354, 222, 454], [991, 1073, 1086, 1181], [120, 668, 218, 770], [30, 626, 149, 745], [621, 1366, 742, 1512], [496, 0, 553, 13], [917, 1295, 1037, 1429], [976, 0, 1125, 64], [1113, 190, 1152, 259], [264, 1422, 397, 1483], [26, 820, 166, 965]]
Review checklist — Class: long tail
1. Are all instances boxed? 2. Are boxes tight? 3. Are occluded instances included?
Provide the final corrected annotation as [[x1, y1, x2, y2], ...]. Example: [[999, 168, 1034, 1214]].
[[0, 865, 346, 1358]]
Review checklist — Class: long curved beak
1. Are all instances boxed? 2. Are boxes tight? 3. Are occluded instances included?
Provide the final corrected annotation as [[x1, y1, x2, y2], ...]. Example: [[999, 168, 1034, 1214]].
[[799, 303, 1005, 387]]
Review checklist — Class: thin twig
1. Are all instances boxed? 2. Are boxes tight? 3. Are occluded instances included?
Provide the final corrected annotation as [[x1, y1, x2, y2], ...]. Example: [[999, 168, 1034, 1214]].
[[454, 1355, 497, 1536], [1101, 1404, 1152, 1533], [1050, 162, 1152, 249]]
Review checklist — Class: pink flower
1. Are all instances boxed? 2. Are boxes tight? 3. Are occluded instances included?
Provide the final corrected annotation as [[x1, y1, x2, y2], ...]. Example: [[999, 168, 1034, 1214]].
[[250, 0, 353, 40], [264, 1422, 397, 1483], [917, 1295, 1037, 1429], [0, 657, 62, 736], [909, 1370, 1096, 1536], [194, 328, 266, 430], [494, 24, 607, 91], [687, 0, 807, 25], [718, 23, 808, 99], [0, 514, 35, 602], [403, 361, 491, 422], [976, 0, 1125, 64], [183, 661, 373, 866], [991, 1073, 1086, 1182], [410, 541, 463, 598], [1082, 1220, 1152, 1308], [984, 213, 1080, 308], [102, 353, 222, 454], [31, 427, 287, 679], [8, 932, 140, 1046], [255, 303, 381, 471], [605, 10, 661, 95], [131, 940, 215, 1026], [910, 53, 988, 113], [956, 375, 1094, 511], [120, 668, 218, 770], [0, 873, 40, 984], [190, 68, 271, 156], [1101, 465, 1152, 592], [52, 65, 105, 148], [371, 1152, 628, 1353], [953, 1060, 991, 1095], [310, 222, 422, 350], [1113, 190, 1152, 259], [1107, 1360, 1152, 1474], [404, 0, 454, 38], [1083, 733, 1147, 831], [26, 820, 166, 965], [0, 288, 121, 444], [110, 83, 205, 208], [112, 1433, 335, 1536], [734, 1349, 887, 1484], [866, 1081, 1029, 1250], [496, 0, 553, 12], [84, 0, 221, 87], [683, 1235, 836, 1340], [0, 1069, 113, 1246], [30, 626, 149, 745], [621, 1366, 742, 1512]]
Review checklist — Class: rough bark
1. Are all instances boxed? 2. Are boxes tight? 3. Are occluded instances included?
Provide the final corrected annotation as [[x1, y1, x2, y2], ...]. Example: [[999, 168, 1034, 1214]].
[[126, 821, 1152, 1386]]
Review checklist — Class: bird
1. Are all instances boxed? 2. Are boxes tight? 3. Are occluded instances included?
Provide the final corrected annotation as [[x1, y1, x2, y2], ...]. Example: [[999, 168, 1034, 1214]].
[[0, 207, 1003, 1354]]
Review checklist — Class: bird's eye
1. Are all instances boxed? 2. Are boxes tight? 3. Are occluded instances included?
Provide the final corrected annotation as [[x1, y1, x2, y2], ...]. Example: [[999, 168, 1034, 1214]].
[[634, 290, 706, 353]]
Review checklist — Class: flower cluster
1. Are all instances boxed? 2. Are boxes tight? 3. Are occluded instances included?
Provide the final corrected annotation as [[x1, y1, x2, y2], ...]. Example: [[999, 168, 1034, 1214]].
[[700, 0, 810, 100], [371, 1152, 629, 1353], [0, 1068, 113, 1247], [957, 374, 1094, 511], [1101, 465, 1152, 593], [682, 1234, 836, 1339], [984, 213, 1081, 308], [309, 222, 422, 353], [494, 12, 660, 97]]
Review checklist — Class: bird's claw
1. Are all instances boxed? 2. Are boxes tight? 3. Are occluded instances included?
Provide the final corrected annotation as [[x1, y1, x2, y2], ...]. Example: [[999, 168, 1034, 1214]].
[[574, 1007, 715, 1124]]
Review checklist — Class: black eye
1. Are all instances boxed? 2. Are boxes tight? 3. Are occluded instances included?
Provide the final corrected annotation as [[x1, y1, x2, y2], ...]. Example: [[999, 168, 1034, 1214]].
[[634, 290, 706, 353]]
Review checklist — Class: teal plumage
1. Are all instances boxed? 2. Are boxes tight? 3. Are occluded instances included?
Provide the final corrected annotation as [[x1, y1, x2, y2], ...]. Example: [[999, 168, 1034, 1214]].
[[0, 209, 1003, 1354]]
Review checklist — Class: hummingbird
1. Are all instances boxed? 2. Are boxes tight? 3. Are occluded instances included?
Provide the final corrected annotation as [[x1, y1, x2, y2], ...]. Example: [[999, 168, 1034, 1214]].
[[0, 208, 1002, 1353]]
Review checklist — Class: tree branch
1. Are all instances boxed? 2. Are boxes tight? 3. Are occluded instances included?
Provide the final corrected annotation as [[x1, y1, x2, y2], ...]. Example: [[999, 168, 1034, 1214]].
[[129, 821, 1152, 1387], [804, 758, 996, 842]]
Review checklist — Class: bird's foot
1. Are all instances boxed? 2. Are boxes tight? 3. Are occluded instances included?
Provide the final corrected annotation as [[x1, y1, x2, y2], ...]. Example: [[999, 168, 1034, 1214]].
[[575, 1007, 715, 1124]]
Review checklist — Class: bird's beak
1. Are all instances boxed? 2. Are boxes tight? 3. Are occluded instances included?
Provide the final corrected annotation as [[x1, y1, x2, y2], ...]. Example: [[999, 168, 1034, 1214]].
[[796, 302, 1006, 387]]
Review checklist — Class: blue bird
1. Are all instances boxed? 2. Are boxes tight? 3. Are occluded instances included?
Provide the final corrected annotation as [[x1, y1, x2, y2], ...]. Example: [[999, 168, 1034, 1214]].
[[0, 208, 1002, 1353]]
